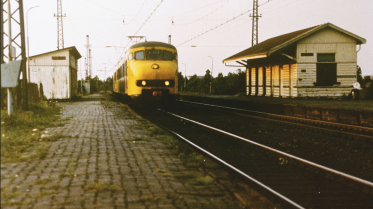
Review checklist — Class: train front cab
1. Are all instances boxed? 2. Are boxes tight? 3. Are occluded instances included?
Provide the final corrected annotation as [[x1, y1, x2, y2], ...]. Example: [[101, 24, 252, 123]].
[[126, 42, 178, 102]]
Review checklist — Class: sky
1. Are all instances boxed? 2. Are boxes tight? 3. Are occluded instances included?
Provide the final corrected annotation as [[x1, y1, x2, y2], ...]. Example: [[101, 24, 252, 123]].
[[17, 0, 373, 80]]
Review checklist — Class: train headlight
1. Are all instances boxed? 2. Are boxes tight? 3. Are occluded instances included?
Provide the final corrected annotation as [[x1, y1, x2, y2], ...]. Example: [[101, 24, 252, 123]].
[[151, 64, 159, 69], [165, 81, 170, 86], [142, 81, 146, 86]]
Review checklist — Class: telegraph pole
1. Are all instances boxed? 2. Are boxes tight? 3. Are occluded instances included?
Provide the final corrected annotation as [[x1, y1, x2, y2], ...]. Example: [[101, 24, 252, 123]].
[[249, 0, 261, 46], [54, 0, 66, 49]]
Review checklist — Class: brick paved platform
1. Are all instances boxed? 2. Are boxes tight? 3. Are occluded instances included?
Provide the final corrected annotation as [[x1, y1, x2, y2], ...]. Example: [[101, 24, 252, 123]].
[[0, 94, 255, 209]]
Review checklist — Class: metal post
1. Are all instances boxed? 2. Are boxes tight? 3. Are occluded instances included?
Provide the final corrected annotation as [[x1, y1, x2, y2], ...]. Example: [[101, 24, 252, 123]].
[[250, 0, 261, 46], [0, 0, 3, 112], [208, 56, 213, 94], [8, 1, 12, 61], [7, 88, 13, 115], [19, 0, 29, 110], [7, 1, 14, 115], [27, 6, 40, 82]]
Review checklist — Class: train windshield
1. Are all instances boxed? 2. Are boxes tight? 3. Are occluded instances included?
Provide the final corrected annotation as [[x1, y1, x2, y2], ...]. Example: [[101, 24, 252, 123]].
[[135, 51, 144, 60], [146, 50, 162, 60], [163, 51, 173, 60]]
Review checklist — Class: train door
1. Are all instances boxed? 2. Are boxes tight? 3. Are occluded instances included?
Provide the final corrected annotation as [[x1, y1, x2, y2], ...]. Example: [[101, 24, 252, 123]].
[[124, 60, 128, 94]]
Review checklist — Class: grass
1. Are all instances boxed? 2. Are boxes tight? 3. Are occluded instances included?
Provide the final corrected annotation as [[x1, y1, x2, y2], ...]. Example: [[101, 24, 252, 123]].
[[85, 182, 121, 193], [137, 196, 160, 203], [1, 200, 30, 206], [1, 101, 61, 163], [34, 178, 53, 185], [150, 127, 168, 136], [189, 176, 214, 185]]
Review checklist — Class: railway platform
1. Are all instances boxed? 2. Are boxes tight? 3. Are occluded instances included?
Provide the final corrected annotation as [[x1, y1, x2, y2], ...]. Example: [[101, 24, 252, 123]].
[[180, 93, 373, 127], [0, 94, 272, 209]]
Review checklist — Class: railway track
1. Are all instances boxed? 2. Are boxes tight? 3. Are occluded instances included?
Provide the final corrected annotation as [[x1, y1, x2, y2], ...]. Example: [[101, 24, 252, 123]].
[[128, 100, 373, 208], [180, 100, 373, 139]]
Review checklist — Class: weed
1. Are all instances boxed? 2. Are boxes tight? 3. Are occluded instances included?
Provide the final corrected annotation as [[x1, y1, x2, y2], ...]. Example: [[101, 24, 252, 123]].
[[1, 191, 21, 200], [34, 178, 53, 185], [85, 182, 121, 193], [150, 128, 168, 136], [185, 153, 204, 167], [31, 145, 48, 160], [174, 172, 199, 180], [50, 184, 61, 190], [137, 196, 160, 203], [189, 176, 214, 185], [58, 200, 71, 205], [1, 101, 60, 164], [35, 190, 57, 197], [1, 200, 30, 206], [41, 134, 64, 142], [155, 168, 167, 173]]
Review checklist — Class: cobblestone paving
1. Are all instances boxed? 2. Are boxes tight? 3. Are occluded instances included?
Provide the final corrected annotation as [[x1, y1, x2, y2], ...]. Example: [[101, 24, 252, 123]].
[[1, 95, 240, 209]]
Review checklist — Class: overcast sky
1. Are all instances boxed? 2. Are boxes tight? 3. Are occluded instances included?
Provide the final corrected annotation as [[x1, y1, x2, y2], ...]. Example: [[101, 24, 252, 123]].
[[21, 0, 373, 80]]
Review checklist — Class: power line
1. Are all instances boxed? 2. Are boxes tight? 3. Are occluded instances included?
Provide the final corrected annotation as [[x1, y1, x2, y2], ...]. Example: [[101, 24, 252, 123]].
[[124, 0, 148, 25], [83, 0, 123, 16], [173, 0, 227, 17], [176, 0, 274, 47], [109, 0, 165, 74], [173, 0, 230, 26]]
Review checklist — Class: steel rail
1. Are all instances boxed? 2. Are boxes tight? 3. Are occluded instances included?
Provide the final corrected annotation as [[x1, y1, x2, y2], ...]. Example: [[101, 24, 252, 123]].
[[165, 128, 305, 209], [182, 100, 373, 140], [167, 111, 373, 188], [181, 100, 373, 133]]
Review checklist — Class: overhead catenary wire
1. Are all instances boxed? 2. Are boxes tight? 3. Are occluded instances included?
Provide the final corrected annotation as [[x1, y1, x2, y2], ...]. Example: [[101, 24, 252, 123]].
[[108, 0, 165, 74], [175, 0, 274, 47]]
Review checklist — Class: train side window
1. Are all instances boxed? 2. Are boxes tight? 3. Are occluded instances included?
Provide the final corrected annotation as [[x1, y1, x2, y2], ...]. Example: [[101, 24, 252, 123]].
[[135, 51, 144, 60], [163, 50, 173, 60], [174, 53, 178, 61], [129, 53, 133, 60]]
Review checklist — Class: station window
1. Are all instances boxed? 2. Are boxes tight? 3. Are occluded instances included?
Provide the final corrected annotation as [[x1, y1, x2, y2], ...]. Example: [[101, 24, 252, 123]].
[[163, 50, 173, 60], [317, 53, 335, 62], [146, 50, 162, 60], [128, 53, 133, 60], [135, 51, 144, 60]]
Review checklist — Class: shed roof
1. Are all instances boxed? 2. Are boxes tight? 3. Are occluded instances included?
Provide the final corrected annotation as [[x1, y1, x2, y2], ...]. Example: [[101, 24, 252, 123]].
[[30, 46, 82, 59], [223, 23, 366, 64]]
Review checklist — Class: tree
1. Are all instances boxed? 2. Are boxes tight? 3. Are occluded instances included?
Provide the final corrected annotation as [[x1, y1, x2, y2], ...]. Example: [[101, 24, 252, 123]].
[[178, 72, 184, 91], [357, 65, 363, 86]]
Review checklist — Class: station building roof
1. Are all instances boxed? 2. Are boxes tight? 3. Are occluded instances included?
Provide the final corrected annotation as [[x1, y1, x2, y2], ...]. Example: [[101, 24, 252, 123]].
[[29, 46, 82, 59], [223, 23, 366, 64]]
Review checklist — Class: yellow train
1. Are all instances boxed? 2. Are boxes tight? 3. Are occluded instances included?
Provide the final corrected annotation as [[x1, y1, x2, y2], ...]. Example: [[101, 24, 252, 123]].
[[113, 41, 178, 102]]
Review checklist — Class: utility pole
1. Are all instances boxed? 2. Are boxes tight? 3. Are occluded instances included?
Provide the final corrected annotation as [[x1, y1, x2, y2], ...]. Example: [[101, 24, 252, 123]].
[[249, 0, 261, 46], [168, 35, 171, 44], [89, 49, 92, 78], [54, 0, 66, 49], [2, 0, 28, 112], [85, 35, 91, 80]]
